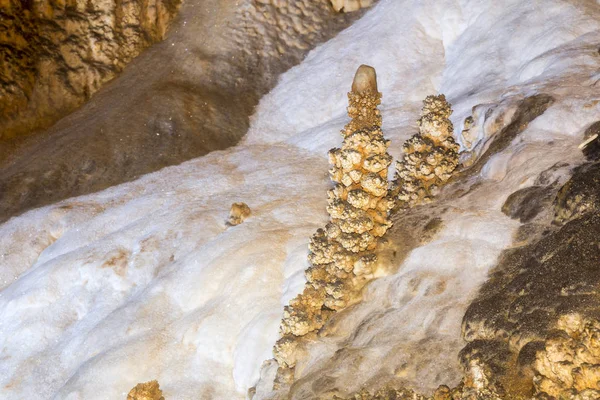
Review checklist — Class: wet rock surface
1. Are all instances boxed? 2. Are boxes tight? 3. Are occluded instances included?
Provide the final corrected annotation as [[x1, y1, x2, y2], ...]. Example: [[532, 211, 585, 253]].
[[501, 185, 556, 223], [0, 0, 364, 222]]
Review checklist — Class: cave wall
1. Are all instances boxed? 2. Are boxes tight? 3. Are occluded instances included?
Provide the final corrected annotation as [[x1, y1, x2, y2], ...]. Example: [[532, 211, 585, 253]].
[[0, 0, 368, 222], [0, 0, 182, 140]]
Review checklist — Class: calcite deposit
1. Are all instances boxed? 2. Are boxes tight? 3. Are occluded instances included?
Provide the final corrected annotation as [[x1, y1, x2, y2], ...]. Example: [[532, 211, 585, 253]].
[[334, 386, 428, 400], [127, 380, 165, 400], [274, 65, 393, 374], [393, 95, 460, 209], [455, 159, 600, 399], [581, 122, 600, 161], [534, 314, 600, 399], [300, 98, 598, 400]]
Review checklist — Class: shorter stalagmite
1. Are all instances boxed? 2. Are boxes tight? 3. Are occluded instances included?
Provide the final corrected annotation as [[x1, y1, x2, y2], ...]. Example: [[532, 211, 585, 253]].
[[393, 95, 460, 209], [274, 65, 393, 375]]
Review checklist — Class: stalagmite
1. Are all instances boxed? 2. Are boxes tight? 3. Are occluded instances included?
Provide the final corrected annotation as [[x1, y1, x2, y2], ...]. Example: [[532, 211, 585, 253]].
[[274, 64, 393, 376], [393, 95, 460, 209]]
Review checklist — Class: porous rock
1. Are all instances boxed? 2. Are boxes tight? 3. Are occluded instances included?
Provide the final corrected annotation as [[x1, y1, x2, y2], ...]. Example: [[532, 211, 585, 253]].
[[533, 314, 600, 398], [459, 161, 600, 398]]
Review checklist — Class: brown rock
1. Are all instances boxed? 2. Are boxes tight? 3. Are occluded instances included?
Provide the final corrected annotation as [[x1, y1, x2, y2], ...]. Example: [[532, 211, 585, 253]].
[[127, 380, 165, 400], [228, 202, 251, 226], [352, 65, 378, 94], [0, 0, 182, 141], [460, 161, 600, 398]]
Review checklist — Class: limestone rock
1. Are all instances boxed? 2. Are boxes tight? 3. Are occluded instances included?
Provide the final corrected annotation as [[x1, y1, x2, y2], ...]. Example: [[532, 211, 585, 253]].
[[554, 162, 600, 225], [127, 380, 165, 400], [0, 0, 182, 141], [352, 65, 379, 94], [459, 160, 600, 398], [534, 315, 600, 399], [0, 0, 364, 223], [581, 121, 600, 161], [501, 185, 556, 223], [333, 386, 428, 400], [228, 202, 252, 226], [334, 382, 503, 400], [330, 0, 374, 13]]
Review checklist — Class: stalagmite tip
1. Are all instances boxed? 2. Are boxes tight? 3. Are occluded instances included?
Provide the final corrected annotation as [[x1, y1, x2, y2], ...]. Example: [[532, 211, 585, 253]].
[[351, 65, 378, 94]]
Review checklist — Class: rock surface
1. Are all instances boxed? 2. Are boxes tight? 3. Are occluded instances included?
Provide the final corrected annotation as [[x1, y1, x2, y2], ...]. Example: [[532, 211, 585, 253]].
[[393, 95, 459, 209], [228, 202, 252, 226], [3, 1, 600, 399], [0, 0, 364, 222], [0, 0, 181, 141], [460, 160, 600, 398]]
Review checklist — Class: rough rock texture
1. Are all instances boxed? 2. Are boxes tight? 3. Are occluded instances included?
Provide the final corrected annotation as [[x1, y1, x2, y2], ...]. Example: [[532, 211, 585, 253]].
[[295, 94, 586, 400], [501, 185, 557, 224], [336, 384, 504, 400], [533, 314, 600, 399], [459, 160, 600, 399], [457, 95, 555, 174], [0, 0, 182, 140], [334, 386, 428, 400], [393, 95, 460, 209], [274, 65, 393, 379], [0, 0, 365, 222], [330, 0, 373, 13], [127, 380, 165, 400]]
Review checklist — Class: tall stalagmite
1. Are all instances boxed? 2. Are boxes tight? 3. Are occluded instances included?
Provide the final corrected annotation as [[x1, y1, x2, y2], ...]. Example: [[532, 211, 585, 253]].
[[274, 65, 393, 374]]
